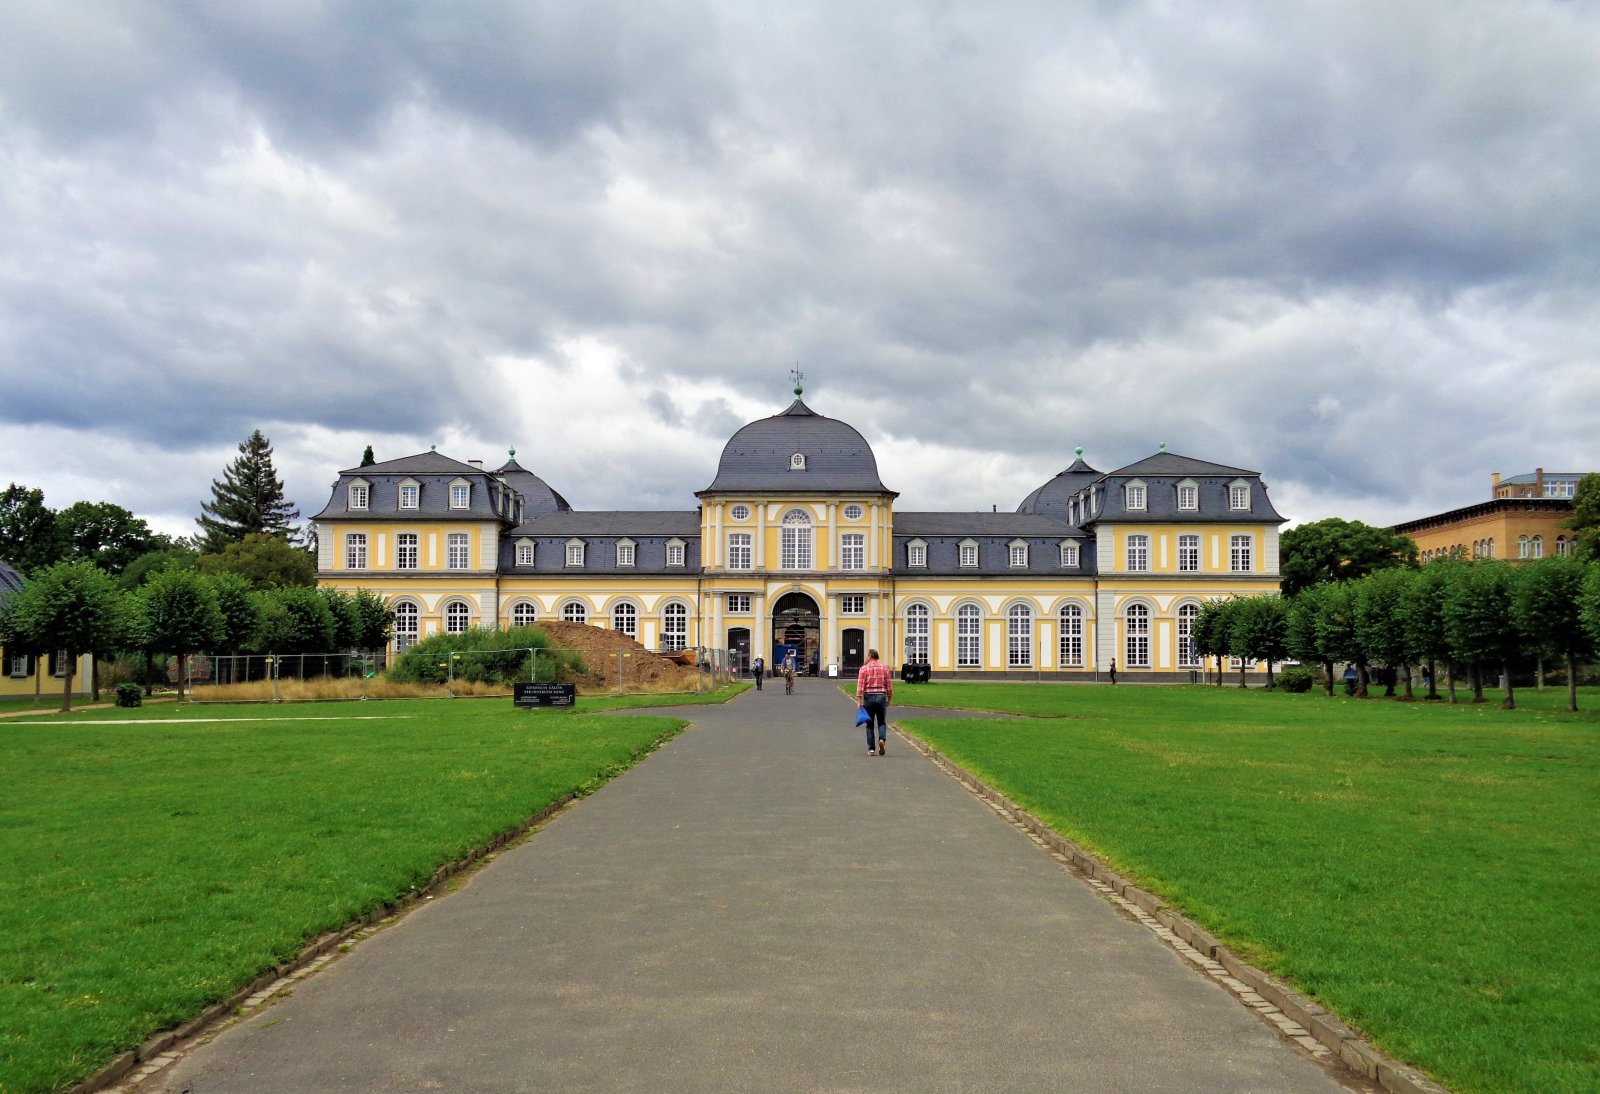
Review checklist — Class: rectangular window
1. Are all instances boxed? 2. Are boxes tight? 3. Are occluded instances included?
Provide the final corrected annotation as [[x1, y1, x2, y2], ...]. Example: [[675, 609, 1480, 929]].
[[780, 525, 813, 569], [1230, 534, 1253, 572], [616, 543, 635, 567], [566, 542, 585, 567], [1007, 611, 1032, 667], [1058, 610, 1083, 667], [345, 532, 367, 569], [841, 533, 865, 570], [349, 484, 368, 509], [516, 542, 534, 566], [908, 543, 927, 567], [959, 543, 978, 567], [399, 484, 418, 509], [726, 594, 751, 613], [1230, 484, 1250, 510], [1178, 534, 1200, 572], [667, 543, 685, 566], [450, 484, 469, 509], [956, 609, 981, 668], [1178, 485, 1197, 510], [1060, 543, 1079, 567], [1127, 534, 1149, 572], [396, 533, 418, 569], [728, 533, 752, 570], [8, 652, 30, 678], [1125, 484, 1145, 510], [841, 594, 865, 614], [1009, 544, 1028, 567], [447, 533, 470, 569]]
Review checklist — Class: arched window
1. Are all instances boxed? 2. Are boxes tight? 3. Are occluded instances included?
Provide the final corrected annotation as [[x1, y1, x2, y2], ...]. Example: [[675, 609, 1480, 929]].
[[1177, 603, 1200, 668], [445, 601, 471, 635], [612, 602, 637, 638], [1058, 604, 1083, 667], [1557, 535, 1569, 556], [511, 602, 538, 628], [1531, 535, 1543, 559], [905, 604, 930, 663], [1125, 604, 1150, 668], [1518, 535, 1530, 558], [563, 601, 587, 624], [662, 602, 688, 650], [780, 509, 813, 569], [1007, 604, 1032, 667], [394, 602, 419, 652], [956, 604, 981, 668]]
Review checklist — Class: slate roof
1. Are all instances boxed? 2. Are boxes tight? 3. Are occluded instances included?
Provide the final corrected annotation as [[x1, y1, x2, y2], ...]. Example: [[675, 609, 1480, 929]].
[[1016, 455, 1103, 519], [338, 452, 486, 477], [1105, 452, 1258, 478], [313, 452, 513, 521], [0, 561, 25, 598], [1497, 471, 1588, 484], [893, 513, 1081, 537], [1080, 450, 1287, 525], [510, 512, 700, 536], [503, 514, 702, 575], [495, 456, 572, 516], [702, 398, 894, 495]]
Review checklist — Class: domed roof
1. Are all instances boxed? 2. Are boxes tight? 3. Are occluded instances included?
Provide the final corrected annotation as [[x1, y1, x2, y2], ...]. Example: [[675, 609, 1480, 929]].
[[495, 453, 572, 516], [1017, 450, 1101, 521], [702, 398, 893, 495]]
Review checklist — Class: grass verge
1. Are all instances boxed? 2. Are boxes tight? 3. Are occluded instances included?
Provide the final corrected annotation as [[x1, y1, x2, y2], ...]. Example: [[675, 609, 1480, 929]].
[[0, 697, 694, 1093], [897, 683, 1599, 1094]]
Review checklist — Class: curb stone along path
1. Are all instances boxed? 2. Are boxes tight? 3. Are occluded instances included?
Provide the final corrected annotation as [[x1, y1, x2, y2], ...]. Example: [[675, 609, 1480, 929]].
[[898, 728, 1450, 1094]]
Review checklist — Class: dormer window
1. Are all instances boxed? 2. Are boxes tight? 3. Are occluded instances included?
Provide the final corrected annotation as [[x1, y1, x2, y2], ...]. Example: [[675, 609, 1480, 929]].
[[565, 539, 585, 567], [666, 538, 686, 567], [1176, 480, 1198, 511], [515, 539, 534, 566], [908, 539, 927, 567], [959, 540, 979, 568], [1125, 480, 1147, 511], [450, 479, 471, 509], [399, 479, 419, 509], [616, 539, 636, 567], [1008, 540, 1028, 567], [1060, 541, 1079, 567], [348, 479, 369, 510], [1229, 480, 1251, 510], [789, 452, 807, 470]]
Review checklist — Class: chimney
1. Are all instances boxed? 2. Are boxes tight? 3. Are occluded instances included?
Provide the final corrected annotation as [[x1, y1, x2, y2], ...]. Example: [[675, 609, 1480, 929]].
[[1490, 471, 1500, 496], [1535, 467, 1544, 497], [469, 459, 484, 469]]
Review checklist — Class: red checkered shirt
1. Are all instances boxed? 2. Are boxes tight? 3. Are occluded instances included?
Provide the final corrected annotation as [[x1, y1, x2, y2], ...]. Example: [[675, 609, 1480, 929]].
[[856, 660, 893, 702]]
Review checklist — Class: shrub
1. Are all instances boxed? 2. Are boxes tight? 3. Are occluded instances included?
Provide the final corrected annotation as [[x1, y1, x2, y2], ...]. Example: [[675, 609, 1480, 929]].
[[114, 683, 142, 708], [1277, 665, 1315, 693], [386, 626, 584, 687]]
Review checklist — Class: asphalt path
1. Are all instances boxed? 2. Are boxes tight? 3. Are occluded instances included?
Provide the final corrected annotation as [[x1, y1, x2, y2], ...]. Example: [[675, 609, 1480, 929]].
[[152, 681, 1353, 1093]]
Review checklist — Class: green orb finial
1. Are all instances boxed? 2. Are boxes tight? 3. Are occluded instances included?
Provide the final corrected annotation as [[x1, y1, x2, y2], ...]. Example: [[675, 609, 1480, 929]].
[[508, 446, 516, 458], [790, 364, 806, 397], [1074, 445, 1084, 458], [1159, 441, 1166, 452]]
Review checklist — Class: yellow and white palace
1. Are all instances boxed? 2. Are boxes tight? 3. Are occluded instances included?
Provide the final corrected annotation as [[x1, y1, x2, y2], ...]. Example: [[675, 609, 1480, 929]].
[[313, 390, 1285, 680]]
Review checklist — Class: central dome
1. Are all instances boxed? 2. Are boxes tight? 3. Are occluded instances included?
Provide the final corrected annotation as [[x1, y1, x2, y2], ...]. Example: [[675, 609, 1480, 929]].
[[701, 398, 893, 494]]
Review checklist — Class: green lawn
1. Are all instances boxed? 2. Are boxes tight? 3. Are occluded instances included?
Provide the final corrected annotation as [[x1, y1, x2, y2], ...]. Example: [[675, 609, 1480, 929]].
[[896, 683, 1600, 1094], [0, 696, 704, 1094]]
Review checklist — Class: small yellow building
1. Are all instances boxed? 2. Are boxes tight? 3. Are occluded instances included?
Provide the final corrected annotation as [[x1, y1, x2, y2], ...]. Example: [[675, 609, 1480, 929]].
[[314, 390, 1288, 680], [0, 562, 94, 700], [1395, 470, 1585, 563]]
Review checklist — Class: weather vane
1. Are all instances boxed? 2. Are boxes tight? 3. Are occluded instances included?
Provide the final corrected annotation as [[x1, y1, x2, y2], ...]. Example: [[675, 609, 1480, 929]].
[[790, 365, 806, 396]]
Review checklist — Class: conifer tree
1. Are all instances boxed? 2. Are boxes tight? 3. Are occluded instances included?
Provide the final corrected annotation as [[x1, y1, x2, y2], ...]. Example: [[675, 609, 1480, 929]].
[[360, 445, 376, 467], [196, 431, 300, 552]]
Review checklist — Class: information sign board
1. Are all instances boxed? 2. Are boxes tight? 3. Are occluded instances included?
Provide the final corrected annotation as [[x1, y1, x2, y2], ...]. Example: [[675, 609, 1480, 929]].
[[514, 683, 577, 708]]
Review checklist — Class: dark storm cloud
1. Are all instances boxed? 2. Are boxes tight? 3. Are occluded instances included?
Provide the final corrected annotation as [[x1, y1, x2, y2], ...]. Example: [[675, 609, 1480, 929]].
[[1, 0, 1597, 535]]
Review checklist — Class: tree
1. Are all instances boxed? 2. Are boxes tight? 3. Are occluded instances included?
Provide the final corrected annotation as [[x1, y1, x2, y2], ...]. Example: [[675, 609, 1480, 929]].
[[251, 586, 336, 656], [1401, 561, 1459, 701], [1313, 582, 1363, 697], [1229, 595, 1289, 688], [0, 560, 127, 711], [1442, 562, 1523, 708], [0, 483, 64, 574], [211, 572, 259, 684], [56, 501, 163, 576], [118, 545, 200, 590], [1190, 599, 1232, 686], [1355, 569, 1415, 698], [195, 532, 316, 589], [1513, 556, 1596, 713], [1565, 473, 1600, 562], [1279, 518, 1419, 597], [1582, 564, 1600, 663], [196, 430, 300, 552], [139, 567, 224, 699], [1286, 584, 1338, 696], [349, 589, 395, 654], [360, 445, 376, 467]]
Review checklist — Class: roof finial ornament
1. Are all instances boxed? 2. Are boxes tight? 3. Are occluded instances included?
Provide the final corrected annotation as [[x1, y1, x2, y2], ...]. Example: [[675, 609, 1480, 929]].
[[430, 443, 437, 451], [508, 446, 516, 458], [1159, 441, 1166, 452], [1075, 445, 1084, 458], [790, 364, 806, 397]]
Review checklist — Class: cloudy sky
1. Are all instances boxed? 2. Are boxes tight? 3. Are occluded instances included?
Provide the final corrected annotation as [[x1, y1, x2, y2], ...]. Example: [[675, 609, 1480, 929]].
[[3, 0, 1597, 540]]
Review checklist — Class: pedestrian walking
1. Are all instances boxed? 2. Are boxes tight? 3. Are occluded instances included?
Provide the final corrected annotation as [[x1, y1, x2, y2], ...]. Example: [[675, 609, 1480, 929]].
[[1108, 657, 1117, 685], [752, 655, 764, 690], [856, 648, 893, 755]]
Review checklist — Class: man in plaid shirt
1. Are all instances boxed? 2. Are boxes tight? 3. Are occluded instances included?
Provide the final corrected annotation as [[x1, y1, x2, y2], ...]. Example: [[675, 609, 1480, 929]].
[[855, 649, 894, 755]]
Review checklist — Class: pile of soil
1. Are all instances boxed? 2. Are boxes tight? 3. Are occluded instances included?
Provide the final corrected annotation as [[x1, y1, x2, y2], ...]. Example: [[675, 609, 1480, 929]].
[[537, 621, 702, 693]]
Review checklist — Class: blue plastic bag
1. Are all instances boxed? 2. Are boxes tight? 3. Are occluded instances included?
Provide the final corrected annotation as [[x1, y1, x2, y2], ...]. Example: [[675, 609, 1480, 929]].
[[855, 706, 871, 726]]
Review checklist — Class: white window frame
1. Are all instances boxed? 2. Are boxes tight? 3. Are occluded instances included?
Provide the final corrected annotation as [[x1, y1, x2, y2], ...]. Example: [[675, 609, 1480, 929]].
[[510, 601, 538, 628], [1127, 534, 1149, 572], [1178, 603, 1200, 668], [8, 651, 32, 678], [905, 604, 930, 663], [444, 601, 471, 634], [1176, 480, 1198, 511], [841, 533, 865, 570], [666, 539, 686, 567], [345, 532, 367, 569], [1007, 604, 1032, 667], [1178, 533, 1200, 572], [1060, 541, 1079, 567], [959, 540, 979, 568], [1124, 480, 1147, 511], [908, 540, 927, 568], [566, 539, 586, 567], [393, 602, 419, 652], [515, 540, 535, 566], [780, 509, 813, 570], [1125, 604, 1150, 668], [1058, 605, 1083, 667], [1008, 540, 1028, 568], [1229, 480, 1251, 511], [616, 540, 636, 567], [612, 602, 638, 637], [843, 503, 863, 520], [398, 480, 419, 510], [662, 603, 689, 650], [840, 594, 865, 614], [729, 504, 751, 521], [348, 479, 369, 510], [449, 479, 471, 510], [562, 601, 588, 624], [956, 604, 982, 668], [728, 532, 753, 570], [1230, 534, 1253, 572], [726, 594, 751, 613], [1531, 535, 1543, 559], [446, 533, 470, 570], [789, 452, 806, 470], [396, 532, 418, 570]]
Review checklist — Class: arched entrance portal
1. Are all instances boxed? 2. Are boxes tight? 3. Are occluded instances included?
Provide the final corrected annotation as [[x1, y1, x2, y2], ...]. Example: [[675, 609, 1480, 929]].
[[772, 591, 821, 676]]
